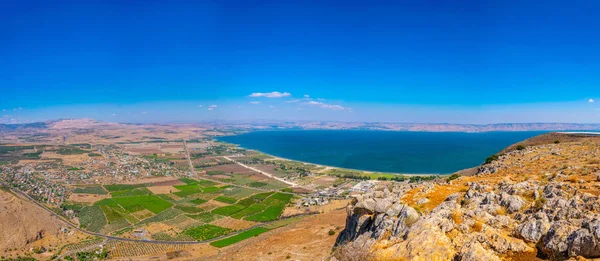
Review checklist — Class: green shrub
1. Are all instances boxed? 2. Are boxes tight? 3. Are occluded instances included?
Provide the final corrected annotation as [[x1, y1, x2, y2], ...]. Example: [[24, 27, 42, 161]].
[[446, 173, 460, 182], [516, 144, 526, 150], [484, 154, 499, 164]]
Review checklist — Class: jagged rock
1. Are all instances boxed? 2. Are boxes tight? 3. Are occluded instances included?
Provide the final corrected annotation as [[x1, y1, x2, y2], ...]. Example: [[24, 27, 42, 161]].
[[377, 218, 456, 260], [482, 192, 497, 205], [517, 218, 550, 243], [354, 198, 376, 214], [374, 198, 392, 213], [416, 198, 430, 205], [385, 203, 403, 217], [567, 228, 600, 257], [499, 192, 525, 213], [458, 242, 501, 261], [541, 221, 579, 258], [446, 193, 460, 202]]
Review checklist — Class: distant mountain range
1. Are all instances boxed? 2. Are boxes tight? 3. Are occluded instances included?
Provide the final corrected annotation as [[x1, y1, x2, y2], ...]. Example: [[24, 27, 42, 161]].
[[2, 119, 600, 133]]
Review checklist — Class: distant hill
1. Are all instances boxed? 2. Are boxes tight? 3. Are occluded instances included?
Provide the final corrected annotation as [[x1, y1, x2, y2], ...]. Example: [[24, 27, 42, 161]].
[[234, 121, 600, 132], [0, 122, 47, 132], [2, 118, 600, 132]]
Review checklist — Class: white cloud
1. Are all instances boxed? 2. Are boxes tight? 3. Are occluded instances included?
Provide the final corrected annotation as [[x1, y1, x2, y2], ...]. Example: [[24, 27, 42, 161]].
[[269, 105, 276, 108], [249, 91, 291, 98], [209, 105, 218, 108], [249, 101, 261, 104], [198, 105, 203, 107], [304, 101, 347, 111], [208, 107, 214, 111], [112, 114, 116, 116], [590, 99, 595, 103], [284, 99, 301, 103], [303, 94, 310, 98]]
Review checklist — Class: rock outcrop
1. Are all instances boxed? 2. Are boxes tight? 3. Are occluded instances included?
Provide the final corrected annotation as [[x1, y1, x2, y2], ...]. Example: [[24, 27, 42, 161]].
[[334, 140, 600, 261]]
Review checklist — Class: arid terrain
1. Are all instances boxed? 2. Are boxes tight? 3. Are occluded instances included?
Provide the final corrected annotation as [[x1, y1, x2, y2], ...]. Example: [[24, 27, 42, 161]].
[[0, 119, 376, 260], [2, 119, 600, 261]]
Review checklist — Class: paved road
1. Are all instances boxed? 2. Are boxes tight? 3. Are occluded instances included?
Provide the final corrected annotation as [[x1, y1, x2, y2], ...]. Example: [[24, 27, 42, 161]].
[[182, 142, 283, 193], [0, 181, 313, 245], [222, 156, 299, 187], [183, 141, 195, 176]]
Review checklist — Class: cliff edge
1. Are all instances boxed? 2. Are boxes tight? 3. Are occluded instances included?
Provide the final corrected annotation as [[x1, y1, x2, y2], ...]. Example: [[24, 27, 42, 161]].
[[334, 133, 600, 261]]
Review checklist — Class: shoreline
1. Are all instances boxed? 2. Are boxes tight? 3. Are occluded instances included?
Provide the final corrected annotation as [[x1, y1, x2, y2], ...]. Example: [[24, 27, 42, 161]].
[[223, 143, 452, 177]]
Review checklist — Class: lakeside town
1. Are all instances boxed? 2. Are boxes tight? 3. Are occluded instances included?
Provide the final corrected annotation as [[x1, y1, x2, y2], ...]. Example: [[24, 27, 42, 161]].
[[0, 119, 445, 261]]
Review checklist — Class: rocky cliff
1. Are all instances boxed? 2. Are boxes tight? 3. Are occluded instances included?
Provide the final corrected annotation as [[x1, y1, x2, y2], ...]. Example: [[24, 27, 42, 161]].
[[334, 135, 600, 260]]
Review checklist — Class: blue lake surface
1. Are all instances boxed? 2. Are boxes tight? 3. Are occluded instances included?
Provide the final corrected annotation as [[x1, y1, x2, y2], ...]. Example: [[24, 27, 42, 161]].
[[218, 130, 548, 174]]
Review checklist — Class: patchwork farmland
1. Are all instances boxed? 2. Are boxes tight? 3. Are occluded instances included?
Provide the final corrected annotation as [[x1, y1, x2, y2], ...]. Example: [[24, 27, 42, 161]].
[[67, 177, 296, 246]]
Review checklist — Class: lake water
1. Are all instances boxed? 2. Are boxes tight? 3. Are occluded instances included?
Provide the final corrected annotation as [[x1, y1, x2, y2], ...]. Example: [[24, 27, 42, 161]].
[[218, 130, 547, 174]]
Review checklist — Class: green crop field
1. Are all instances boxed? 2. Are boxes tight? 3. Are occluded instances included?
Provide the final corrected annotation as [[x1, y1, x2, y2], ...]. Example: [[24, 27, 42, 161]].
[[72, 185, 108, 195], [103, 184, 145, 192], [248, 182, 268, 188], [78, 206, 107, 232], [111, 187, 153, 197], [157, 194, 175, 202], [184, 224, 233, 241], [174, 205, 204, 213], [186, 212, 220, 223], [222, 187, 260, 199], [268, 192, 294, 202], [173, 188, 203, 197], [201, 186, 222, 193], [230, 203, 267, 219], [138, 208, 183, 225], [93, 198, 120, 207], [245, 206, 284, 222], [112, 195, 173, 214], [190, 198, 207, 205], [56, 147, 89, 155], [179, 178, 199, 184], [237, 197, 258, 207], [210, 227, 270, 248], [99, 205, 128, 224], [174, 183, 201, 191], [214, 196, 237, 204], [211, 204, 247, 216], [250, 192, 274, 201]]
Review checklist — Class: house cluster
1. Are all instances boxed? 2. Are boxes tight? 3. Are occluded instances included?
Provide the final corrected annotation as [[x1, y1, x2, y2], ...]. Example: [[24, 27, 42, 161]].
[[350, 180, 378, 193], [298, 196, 329, 207], [1, 165, 67, 206]]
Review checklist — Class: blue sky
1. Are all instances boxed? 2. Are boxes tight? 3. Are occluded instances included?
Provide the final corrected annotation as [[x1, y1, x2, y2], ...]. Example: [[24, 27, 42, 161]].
[[1, 0, 600, 124]]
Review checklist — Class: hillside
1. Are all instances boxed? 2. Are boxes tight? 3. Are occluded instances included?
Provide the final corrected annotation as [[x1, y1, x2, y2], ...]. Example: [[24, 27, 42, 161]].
[[334, 133, 600, 260], [0, 187, 64, 252]]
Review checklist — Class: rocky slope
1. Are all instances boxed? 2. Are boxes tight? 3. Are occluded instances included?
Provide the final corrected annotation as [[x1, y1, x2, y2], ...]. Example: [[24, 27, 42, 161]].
[[0, 188, 63, 252], [334, 134, 600, 260]]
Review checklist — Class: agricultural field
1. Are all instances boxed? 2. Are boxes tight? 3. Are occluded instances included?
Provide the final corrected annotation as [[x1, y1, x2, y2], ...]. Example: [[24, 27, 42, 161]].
[[72, 185, 108, 195], [66, 177, 296, 246], [211, 192, 293, 222], [184, 224, 233, 240], [210, 227, 270, 248]]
